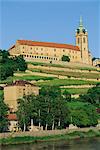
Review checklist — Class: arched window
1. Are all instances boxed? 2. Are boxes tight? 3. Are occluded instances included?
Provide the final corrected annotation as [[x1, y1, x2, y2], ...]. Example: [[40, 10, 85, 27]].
[[78, 38, 80, 44], [83, 37, 85, 43]]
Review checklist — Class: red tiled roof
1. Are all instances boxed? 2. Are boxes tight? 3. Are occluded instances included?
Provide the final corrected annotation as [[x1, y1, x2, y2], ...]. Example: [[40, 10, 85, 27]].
[[9, 45, 15, 50], [17, 40, 80, 51], [7, 114, 17, 121], [5, 80, 35, 87]]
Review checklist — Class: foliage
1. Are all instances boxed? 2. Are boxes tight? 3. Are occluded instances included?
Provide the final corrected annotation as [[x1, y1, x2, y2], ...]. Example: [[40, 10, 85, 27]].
[[62, 90, 71, 102], [67, 101, 98, 127], [17, 86, 69, 130], [61, 55, 70, 62], [0, 94, 9, 132], [0, 50, 27, 80], [79, 86, 100, 107]]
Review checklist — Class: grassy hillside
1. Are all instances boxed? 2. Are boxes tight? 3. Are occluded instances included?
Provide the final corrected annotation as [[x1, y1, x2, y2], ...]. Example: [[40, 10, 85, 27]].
[[35, 79, 99, 87], [28, 62, 98, 71], [29, 68, 100, 79], [61, 88, 89, 95]]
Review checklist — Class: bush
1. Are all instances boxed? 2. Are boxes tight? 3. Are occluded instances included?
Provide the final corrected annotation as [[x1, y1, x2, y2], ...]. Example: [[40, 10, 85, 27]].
[[61, 55, 70, 62]]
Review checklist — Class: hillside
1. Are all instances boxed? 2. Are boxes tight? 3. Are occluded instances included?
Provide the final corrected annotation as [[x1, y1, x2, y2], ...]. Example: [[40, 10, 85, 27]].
[[0, 61, 100, 95]]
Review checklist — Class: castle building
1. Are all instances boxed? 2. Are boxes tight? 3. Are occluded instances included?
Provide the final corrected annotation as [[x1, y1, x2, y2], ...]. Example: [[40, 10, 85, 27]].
[[8, 17, 92, 65], [4, 80, 39, 111]]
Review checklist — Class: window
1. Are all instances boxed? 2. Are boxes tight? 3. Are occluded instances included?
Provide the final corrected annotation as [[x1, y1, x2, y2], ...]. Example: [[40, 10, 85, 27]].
[[78, 38, 80, 44], [36, 48, 38, 50], [84, 48, 85, 50], [23, 46, 24, 49], [63, 49, 65, 52], [54, 49, 56, 51], [54, 54, 56, 57], [41, 48, 43, 50], [83, 37, 85, 43], [30, 47, 32, 50]]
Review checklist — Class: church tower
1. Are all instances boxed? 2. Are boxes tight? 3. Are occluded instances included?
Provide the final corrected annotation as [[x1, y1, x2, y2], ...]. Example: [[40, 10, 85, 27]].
[[76, 17, 89, 64]]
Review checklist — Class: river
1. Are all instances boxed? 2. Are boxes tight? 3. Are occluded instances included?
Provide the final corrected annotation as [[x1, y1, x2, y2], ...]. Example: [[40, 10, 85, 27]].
[[1, 138, 100, 150]]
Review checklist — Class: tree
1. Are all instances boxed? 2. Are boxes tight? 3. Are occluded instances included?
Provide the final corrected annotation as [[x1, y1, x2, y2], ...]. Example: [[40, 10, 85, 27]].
[[63, 90, 71, 102], [0, 94, 9, 132], [14, 55, 27, 71], [67, 102, 98, 127], [17, 96, 30, 131], [17, 94, 38, 131], [79, 86, 100, 107], [61, 55, 70, 62], [39, 86, 69, 129], [0, 50, 27, 80]]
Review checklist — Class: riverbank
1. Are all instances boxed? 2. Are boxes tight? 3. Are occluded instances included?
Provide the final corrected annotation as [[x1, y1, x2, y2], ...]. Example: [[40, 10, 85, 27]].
[[0, 129, 100, 145]]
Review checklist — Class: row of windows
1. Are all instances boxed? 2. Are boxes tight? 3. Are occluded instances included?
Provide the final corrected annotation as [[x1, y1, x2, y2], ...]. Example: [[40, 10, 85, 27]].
[[22, 54, 77, 60], [23, 51, 57, 56], [22, 46, 77, 54], [23, 55, 58, 60]]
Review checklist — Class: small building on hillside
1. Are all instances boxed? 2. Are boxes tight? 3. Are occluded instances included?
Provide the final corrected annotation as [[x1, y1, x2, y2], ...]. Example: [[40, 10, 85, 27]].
[[7, 113, 19, 132], [4, 80, 39, 112]]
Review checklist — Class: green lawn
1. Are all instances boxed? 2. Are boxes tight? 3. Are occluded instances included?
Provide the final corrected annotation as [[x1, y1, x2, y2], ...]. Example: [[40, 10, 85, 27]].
[[29, 68, 100, 79], [61, 88, 89, 95], [13, 75, 56, 81], [36, 79, 99, 87]]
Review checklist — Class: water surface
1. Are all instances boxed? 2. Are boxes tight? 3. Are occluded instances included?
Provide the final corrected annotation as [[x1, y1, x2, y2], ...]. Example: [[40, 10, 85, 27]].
[[1, 137, 100, 150]]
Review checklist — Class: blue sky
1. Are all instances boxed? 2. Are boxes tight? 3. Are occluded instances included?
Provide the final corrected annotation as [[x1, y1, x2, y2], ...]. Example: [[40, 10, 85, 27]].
[[0, 0, 100, 57]]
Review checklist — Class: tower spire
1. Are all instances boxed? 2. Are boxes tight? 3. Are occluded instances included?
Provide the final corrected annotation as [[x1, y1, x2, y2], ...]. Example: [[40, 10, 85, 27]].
[[79, 16, 83, 27]]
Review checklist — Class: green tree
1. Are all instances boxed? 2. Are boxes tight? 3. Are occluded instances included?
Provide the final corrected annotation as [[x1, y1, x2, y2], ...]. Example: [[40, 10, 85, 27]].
[[39, 86, 69, 129], [63, 90, 71, 102], [17, 94, 38, 131], [0, 94, 9, 132], [67, 102, 98, 127], [0, 50, 27, 80], [79, 86, 100, 107], [61, 55, 70, 62], [14, 55, 27, 71]]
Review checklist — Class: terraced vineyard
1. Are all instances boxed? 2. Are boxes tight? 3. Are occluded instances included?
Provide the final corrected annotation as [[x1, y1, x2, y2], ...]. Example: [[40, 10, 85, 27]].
[[0, 61, 100, 95]]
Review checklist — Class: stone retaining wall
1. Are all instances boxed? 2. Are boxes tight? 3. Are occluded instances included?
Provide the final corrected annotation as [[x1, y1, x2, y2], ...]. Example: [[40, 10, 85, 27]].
[[0, 127, 99, 139]]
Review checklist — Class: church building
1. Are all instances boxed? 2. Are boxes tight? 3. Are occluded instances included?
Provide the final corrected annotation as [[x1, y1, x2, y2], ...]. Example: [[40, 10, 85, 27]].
[[8, 17, 92, 65]]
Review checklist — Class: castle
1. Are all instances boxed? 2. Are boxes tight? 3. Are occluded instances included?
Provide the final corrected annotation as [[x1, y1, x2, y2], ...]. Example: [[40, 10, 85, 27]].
[[8, 17, 92, 65]]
